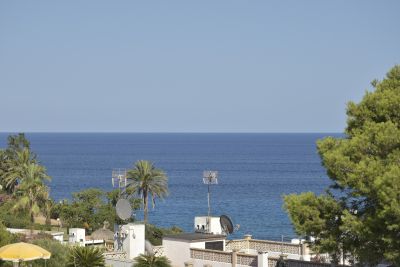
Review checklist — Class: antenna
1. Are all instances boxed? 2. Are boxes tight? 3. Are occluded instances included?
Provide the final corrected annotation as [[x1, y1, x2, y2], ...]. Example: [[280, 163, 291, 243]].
[[112, 168, 127, 196], [203, 171, 218, 218], [112, 168, 131, 251]]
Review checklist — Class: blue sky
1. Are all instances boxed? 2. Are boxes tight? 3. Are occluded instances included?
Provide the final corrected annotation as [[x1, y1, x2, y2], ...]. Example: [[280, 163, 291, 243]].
[[1, 1, 399, 132]]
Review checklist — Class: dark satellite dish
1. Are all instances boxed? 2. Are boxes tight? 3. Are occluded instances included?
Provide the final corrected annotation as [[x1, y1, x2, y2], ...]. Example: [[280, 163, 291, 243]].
[[220, 215, 234, 235], [116, 198, 132, 220]]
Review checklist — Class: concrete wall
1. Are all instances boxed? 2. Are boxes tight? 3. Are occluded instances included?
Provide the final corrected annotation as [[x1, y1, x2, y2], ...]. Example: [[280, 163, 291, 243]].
[[192, 258, 232, 267], [163, 239, 191, 267], [69, 228, 86, 245], [191, 259, 254, 267], [194, 216, 222, 234], [105, 258, 134, 267], [52, 233, 64, 242], [190, 248, 266, 267], [190, 241, 206, 249], [227, 239, 301, 255], [114, 223, 145, 260], [267, 252, 301, 261]]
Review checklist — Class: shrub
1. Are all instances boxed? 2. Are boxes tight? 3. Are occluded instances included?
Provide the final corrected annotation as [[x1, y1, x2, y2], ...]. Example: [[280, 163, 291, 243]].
[[30, 239, 69, 267], [66, 246, 105, 267], [145, 224, 183, 246], [133, 254, 171, 267]]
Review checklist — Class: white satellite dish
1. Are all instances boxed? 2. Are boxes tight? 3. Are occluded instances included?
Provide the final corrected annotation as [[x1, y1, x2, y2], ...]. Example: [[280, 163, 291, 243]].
[[145, 240, 154, 255], [116, 198, 132, 221]]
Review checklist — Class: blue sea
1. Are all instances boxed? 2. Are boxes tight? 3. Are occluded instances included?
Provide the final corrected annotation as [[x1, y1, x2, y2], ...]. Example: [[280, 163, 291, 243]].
[[0, 133, 339, 241]]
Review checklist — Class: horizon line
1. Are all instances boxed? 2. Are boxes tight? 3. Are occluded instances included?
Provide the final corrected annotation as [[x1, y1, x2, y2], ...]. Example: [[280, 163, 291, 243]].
[[0, 131, 344, 134]]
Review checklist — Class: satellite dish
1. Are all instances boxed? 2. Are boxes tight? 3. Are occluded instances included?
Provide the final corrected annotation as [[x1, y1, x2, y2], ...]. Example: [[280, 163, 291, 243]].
[[220, 215, 234, 235], [116, 198, 132, 220], [145, 240, 154, 255]]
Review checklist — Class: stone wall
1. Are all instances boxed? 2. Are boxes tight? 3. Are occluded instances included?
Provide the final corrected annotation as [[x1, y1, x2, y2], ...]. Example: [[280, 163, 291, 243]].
[[226, 239, 301, 255], [190, 248, 233, 263], [104, 252, 134, 267], [237, 254, 257, 267], [189, 248, 341, 267], [190, 248, 259, 267]]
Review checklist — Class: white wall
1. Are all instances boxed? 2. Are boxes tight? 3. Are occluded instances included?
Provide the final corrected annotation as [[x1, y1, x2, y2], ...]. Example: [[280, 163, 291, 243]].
[[190, 241, 205, 249], [192, 259, 232, 267], [194, 216, 222, 234], [69, 228, 85, 245], [192, 259, 253, 267], [268, 252, 301, 260], [114, 223, 145, 260], [163, 239, 191, 267], [105, 258, 134, 267], [52, 233, 64, 242]]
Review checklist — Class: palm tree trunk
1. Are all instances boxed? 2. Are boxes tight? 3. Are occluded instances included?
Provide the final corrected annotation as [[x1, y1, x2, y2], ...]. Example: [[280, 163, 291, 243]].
[[30, 211, 35, 235], [143, 190, 148, 223]]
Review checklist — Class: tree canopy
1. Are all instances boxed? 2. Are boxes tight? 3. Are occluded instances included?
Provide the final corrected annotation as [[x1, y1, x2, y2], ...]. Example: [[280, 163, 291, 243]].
[[0, 133, 36, 193], [284, 65, 400, 265]]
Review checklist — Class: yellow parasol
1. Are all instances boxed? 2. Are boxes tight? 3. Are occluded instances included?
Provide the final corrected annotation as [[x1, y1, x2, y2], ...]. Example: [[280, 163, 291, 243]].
[[0, 242, 51, 266]]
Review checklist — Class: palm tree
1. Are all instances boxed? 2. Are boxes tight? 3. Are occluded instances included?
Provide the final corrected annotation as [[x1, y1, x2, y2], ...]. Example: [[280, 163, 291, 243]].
[[12, 163, 51, 224], [126, 160, 168, 223], [66, 246, 105, 267], [2, 148, 36, 192], [133, 254, 172, 267]]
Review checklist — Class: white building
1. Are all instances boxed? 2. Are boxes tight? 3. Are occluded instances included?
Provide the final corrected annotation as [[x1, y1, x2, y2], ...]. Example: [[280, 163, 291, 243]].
[[163, 233, 227, 266], [68, 228, 104, 246], [194, 216, 223, 235], [104, 223, 146, 267]]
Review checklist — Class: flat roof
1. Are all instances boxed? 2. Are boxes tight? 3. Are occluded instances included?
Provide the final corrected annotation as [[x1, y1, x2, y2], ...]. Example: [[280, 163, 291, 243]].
[[163, 233, 226, 242]]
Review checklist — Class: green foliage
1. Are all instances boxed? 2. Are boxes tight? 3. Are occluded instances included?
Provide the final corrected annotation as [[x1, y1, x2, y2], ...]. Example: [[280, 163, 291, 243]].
[[133, 254, 172, 267], [30, 238, 69, 267], [0, 199, 31, 228], [0, 224, 20, 267], [0, 222, 19, 247], [145, 224, 183, 246], [66, 246, 105, 267], [56, 188, 140, 232], [12, 163, 51, 224], [0, 133, 51, 229], [284, 65, 400, 265], [284, 193, 344, 263], [7, 133, 31, 152], [56, 189, 110, 231], [0, 133, 36, 193], [127, 160, 169, 223]]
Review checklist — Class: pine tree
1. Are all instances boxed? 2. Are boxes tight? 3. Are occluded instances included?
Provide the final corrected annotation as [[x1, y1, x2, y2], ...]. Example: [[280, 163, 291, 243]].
[[284, 65, 400, 265]]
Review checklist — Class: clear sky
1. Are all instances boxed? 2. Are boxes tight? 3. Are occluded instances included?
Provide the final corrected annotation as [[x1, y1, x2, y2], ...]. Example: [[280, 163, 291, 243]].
[[1, 1, 399, 133]]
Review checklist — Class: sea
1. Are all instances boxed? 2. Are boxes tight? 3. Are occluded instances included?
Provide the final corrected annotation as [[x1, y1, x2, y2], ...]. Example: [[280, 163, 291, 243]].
[[0, 133, 340, 241]]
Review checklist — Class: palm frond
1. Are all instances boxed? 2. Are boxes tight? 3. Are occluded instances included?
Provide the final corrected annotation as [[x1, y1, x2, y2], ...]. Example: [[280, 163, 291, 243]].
[[126, 160, 168, 222], [133, 254, 172, 267]]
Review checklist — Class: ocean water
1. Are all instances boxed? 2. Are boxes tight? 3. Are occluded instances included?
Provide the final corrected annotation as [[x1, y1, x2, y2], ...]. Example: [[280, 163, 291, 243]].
[[0, 133, 339, 241]]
